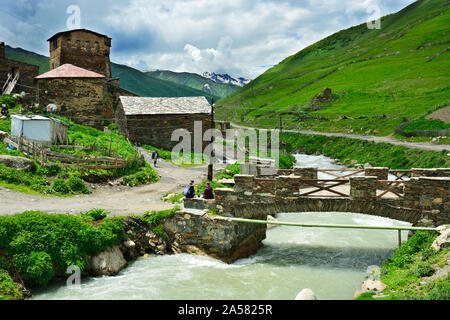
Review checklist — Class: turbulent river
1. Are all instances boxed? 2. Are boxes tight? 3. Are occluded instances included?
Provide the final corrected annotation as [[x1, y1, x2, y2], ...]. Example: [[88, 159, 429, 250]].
[[33, 154, 410, 300]]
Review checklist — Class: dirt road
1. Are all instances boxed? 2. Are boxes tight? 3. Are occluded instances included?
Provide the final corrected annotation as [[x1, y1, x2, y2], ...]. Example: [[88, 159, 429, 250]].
[[0, 148, 210, 216], [231, 123, 450, 152]]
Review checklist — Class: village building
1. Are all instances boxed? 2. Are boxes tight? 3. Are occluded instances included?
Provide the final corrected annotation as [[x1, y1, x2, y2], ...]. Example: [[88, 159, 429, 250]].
[[11, 114, 68, 146], [36, 29, 134, 130], [0, 42, 39, 97], [116, 96, 212, 151], [35, 64, 110, 130]]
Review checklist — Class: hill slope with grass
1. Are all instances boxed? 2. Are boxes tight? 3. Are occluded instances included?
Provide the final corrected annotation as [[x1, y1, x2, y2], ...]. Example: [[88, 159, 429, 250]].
[[146, 70, 239, 100], [4, 46, 214, 99], [216, 0, 450, 137]]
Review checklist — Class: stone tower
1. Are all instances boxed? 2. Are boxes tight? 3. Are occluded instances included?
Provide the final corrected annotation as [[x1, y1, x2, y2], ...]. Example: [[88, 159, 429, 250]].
[[48, 29, 112, 78], [0, 42, 5, 59]]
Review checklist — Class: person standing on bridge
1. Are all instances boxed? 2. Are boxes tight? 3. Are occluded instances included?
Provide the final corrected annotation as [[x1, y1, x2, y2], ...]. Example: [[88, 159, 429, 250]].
[[152, 149, 159, 167]]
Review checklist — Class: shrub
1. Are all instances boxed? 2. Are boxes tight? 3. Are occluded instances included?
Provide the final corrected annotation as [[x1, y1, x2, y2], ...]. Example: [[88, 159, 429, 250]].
[[0, 95, 17, 109], [51, 179, 70, 194], [0, 269, 22, 300], [388, 231, 438, 268], [0, 211, 126, 288], [13, 252, 54, 287], [67, 176, 90, 194], [81, 208, 109, 221], [408, 261, 435, 278]]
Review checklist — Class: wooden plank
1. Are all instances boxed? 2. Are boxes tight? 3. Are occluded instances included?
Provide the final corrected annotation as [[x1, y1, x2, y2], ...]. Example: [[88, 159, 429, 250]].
[[48, 163, 125, 169]]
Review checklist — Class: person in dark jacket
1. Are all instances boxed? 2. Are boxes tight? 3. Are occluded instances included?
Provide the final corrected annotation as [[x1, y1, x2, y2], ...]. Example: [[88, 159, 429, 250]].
[[202, 182, 214, 199], [184, 180, 196, 199], [151, 149, 159, 167]]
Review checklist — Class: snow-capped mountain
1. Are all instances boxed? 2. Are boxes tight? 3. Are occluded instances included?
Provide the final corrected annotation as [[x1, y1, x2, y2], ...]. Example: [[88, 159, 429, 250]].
[[203, 72, 251, 87]]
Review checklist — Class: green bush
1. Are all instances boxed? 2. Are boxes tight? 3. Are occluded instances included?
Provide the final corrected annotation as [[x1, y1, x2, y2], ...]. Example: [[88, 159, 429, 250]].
[[387, 231, 438, 268], [0, 211, 126, 287], [13, 252, 54, 287], [67, 176, 90, 194], [0, 269, 22, 300], [408, 261, 435, 278], [51, 179, 71, 194], [81, 208, 109, 221], [0, 95, 17, 109]]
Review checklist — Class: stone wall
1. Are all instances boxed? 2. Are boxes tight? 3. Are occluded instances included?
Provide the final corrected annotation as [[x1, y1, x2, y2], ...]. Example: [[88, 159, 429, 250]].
[[0, 57, 39, 96], [365, 167, 389, 180], [117, 108, 212, 152], [49, 30, 112, 78], [36, 78, 106, 130], [412, 168, 450, 178], [164, 209, 267, 263]]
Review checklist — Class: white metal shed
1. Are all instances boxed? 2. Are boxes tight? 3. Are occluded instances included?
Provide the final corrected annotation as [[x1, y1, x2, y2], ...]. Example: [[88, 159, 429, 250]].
[[11, 115, 69, 145]]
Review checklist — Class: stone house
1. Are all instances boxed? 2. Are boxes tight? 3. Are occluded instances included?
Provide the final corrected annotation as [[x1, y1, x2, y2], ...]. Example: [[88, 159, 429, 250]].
[[35, 64, 110, 130], [0, 42, 39, 97], [36, 30, 135, 130], [116, 96, 212, 151]]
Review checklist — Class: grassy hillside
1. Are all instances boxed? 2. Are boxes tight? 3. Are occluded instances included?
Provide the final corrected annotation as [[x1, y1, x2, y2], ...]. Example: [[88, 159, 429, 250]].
[[4, 46, 213, 99], [216, 0, 450, 137], [146, 70, 239, 100]]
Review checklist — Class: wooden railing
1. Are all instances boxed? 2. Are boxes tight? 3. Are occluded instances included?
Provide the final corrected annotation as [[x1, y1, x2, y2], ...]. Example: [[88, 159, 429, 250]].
[[254, 178, 277, 195], [300, 179, 350, 197], [376, 180, 404, 199], [318, 169, 364, 180], [389, 170, 412, 181]]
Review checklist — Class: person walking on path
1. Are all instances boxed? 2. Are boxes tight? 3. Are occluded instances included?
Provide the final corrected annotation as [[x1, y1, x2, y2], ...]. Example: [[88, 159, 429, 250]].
[[184, 180, 196, 199], [202, 182, 214, 200], [152, 149, 159, 167]]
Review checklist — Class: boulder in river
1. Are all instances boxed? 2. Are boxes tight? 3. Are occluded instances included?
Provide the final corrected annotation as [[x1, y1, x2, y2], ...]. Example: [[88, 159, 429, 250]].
[[88, 245, 127, 276], [0, 155, 35, 171], [295, 288, 317, 300]]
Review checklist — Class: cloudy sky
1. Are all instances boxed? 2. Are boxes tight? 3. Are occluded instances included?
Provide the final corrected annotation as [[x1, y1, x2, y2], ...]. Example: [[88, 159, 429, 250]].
[[0, 0, 415, 78]]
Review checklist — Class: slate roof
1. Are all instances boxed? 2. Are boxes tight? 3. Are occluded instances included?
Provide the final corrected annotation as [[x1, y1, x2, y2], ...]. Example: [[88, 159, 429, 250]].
[[47, 29, 111, 41], [119, 96, 212, 115], [35, 64, 105, 79]]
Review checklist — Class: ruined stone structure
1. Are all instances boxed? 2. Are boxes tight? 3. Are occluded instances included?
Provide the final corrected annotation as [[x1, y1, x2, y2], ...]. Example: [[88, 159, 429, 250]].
[[116, 96, 212, 151], [48, 29, 112, 78], [0, 42, 39, 97]]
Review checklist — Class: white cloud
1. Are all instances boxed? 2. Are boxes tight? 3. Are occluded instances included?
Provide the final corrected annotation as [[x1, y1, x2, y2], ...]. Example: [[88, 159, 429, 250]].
[[0, 0, 416, 78]]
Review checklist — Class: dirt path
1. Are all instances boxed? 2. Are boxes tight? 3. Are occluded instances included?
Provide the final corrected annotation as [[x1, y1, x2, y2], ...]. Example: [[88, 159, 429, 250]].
[[0, 148, 209, 217], [231, 123, 450, 152]]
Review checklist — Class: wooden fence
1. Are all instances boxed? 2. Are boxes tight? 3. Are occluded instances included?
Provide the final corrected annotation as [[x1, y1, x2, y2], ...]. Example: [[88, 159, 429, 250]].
[[4, 136, 143, 170]]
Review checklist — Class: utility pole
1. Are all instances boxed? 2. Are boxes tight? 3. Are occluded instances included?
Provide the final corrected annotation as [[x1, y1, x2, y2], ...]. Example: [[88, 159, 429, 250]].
[[204, 84, 215, 181], [207, 96, 215, 181]]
